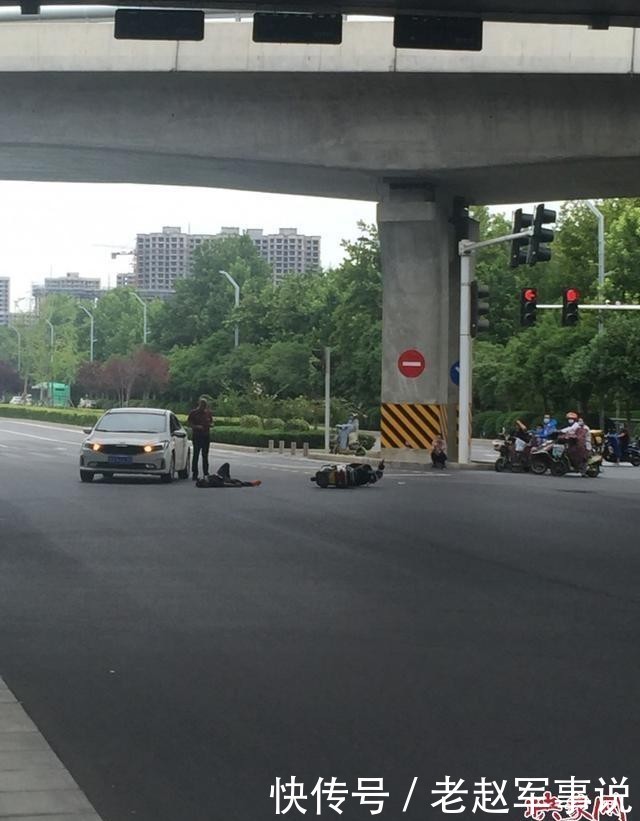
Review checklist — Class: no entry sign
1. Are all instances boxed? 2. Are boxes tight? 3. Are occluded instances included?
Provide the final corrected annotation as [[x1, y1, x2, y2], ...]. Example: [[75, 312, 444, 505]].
[[398, 349, 426, 378]]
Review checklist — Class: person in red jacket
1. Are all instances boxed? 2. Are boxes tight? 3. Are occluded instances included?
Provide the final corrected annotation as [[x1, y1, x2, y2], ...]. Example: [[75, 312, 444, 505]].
[[187, 397, 214, 481]]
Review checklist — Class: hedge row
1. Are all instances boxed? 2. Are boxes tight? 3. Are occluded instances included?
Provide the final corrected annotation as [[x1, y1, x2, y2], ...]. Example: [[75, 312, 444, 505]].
[[0, 405, 102, 427], [0, 405, 325, 449], [212, 427, 325, 449]]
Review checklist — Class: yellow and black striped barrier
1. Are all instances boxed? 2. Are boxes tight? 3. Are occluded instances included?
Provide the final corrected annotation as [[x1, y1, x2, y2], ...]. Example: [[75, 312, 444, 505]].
[[381, 402, 447, 450]]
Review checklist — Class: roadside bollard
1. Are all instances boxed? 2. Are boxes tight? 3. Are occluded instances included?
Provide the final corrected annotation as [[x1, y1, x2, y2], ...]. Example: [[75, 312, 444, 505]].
[[268, 439, 274, 452], [279, 440, 285, 455], [290, 442, 297, 456], [303, 442, 309, 457]]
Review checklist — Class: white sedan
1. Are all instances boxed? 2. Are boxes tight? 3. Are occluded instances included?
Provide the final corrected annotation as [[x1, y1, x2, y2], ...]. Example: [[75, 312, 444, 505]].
[[79, 407, 191, 483]]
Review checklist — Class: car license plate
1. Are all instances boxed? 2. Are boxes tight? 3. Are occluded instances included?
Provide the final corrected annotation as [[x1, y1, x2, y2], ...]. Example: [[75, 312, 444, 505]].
[[108, 455, 133, 465]]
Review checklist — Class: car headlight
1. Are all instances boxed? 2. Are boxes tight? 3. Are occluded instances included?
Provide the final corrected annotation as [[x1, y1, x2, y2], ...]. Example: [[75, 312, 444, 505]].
[[82, 441, 101, 451], [143, 441, 169, 453]]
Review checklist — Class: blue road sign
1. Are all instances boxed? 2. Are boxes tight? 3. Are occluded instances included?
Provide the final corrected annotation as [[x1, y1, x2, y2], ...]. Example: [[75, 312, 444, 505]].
[[450, 360, 460, 386]]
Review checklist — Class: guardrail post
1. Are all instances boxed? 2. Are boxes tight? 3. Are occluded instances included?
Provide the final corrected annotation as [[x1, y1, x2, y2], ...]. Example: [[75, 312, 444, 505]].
[[303, 442, 309, 457], [268, 439, 274, 452], [279, 440, 285, 454], [290, 441, 297, 456]]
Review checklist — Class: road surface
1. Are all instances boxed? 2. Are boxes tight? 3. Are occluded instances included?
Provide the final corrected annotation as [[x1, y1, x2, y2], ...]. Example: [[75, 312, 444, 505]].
[[0, 417, 638, 820]]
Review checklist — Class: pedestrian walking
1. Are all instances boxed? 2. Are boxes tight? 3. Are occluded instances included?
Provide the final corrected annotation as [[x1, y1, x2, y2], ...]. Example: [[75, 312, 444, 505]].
[[187, 397, 214, 481]]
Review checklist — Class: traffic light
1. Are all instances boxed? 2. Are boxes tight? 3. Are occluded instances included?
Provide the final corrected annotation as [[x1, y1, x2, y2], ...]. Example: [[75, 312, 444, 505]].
[[470, 281, 490, 338], [510, 208, 533, 268], [520, 287, 538, 327], [510, 204, 556, 267], [528, 204, 556, 265], [562, 287, 580, 326]]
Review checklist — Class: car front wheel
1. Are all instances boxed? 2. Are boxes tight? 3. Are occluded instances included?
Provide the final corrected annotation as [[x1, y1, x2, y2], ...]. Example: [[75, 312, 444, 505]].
[[161, 455, 176, 483], [80, 470, 94, 483]]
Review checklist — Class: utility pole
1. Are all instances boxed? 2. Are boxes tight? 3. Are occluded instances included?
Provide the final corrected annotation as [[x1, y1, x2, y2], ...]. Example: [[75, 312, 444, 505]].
[[324, 346, 331, 453]]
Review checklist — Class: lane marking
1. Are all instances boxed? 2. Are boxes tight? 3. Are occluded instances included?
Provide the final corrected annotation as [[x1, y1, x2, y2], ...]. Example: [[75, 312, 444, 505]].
[[0, 419, 85, 436], [0, 428, 79, 445]]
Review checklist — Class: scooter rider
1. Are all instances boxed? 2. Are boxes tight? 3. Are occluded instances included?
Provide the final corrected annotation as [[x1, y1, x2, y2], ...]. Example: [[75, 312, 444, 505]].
[[541, 413, 558, 440], [560, 411, 588, 475]]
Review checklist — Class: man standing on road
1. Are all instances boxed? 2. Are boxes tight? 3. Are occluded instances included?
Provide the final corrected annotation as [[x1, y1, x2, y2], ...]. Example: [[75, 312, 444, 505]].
[[187, 397, 214, 481]]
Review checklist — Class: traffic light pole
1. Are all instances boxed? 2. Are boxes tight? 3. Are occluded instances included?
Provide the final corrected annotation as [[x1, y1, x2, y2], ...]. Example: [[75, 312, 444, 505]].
[[458, 228, 532, 464], [459, 247, 474, 465]]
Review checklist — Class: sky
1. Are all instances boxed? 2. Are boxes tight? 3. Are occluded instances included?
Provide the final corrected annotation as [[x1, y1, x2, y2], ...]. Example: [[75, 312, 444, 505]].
[[0, 181, 379, 308], [0, 180, 539, 309]]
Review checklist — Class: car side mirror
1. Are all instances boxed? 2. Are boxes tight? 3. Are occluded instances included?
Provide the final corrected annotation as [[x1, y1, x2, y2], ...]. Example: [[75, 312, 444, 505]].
[[83, 427, 93, 434], [174, 429, 187, 438]]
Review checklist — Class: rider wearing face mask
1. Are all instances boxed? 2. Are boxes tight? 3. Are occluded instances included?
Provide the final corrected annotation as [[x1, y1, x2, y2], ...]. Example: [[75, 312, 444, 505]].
[[560, 411, 588, 475], [541, 413, 558, 439]]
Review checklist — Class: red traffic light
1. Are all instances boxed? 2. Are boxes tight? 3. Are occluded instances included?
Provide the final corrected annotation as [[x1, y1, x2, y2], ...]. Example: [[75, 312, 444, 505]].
[[523, 288, 537, 302], [565, 288, 580, 302]]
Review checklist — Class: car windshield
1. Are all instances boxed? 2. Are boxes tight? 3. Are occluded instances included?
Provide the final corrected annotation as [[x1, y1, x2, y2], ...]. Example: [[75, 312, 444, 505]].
[[95, 412, 167, 434]]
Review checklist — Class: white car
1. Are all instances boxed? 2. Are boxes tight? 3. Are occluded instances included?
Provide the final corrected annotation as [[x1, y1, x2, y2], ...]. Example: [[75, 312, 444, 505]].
[[79, 407, 191, 483]]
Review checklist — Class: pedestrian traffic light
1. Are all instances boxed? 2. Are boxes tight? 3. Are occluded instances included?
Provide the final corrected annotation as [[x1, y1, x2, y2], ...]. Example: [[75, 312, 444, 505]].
[[470, 280, 490, 338], [520, 287, 538, 327], [528, 204, 556, 265], [510, 208, 533, 268], [562, 287, 580, 326]]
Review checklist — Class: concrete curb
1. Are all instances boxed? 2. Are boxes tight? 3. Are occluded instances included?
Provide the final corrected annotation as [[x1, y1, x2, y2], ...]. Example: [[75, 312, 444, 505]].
[[211, 443, 495, 471]]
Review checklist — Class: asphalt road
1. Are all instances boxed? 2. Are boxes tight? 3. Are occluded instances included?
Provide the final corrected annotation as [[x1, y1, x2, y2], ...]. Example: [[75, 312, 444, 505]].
[[0, 418, 639, 820]]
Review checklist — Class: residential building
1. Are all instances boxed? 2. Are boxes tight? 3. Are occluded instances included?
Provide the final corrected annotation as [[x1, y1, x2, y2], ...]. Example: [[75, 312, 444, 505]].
[[116, 272, 139, 289], [32, 272, 101, 309], [0, 277, 8, 326], [246, 228, 321, 284], [134, 226, 216, 295], [131, 225, 322, 296]]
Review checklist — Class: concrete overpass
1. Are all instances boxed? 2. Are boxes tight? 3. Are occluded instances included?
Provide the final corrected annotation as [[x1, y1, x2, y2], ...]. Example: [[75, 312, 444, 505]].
[[3, 0, 640, 27], [1, 17, 638, 457]]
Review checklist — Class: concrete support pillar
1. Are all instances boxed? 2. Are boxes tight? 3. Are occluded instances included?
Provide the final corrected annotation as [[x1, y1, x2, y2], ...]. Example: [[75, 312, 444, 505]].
[[378, 185, 464, 461]]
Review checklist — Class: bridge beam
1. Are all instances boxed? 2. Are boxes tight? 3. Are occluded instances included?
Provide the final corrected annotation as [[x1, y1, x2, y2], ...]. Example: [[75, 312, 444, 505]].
[[378, 186, 468, 463]]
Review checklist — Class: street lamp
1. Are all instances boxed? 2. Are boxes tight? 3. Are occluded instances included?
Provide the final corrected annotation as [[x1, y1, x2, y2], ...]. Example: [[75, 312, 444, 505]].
[[131, 291, 148, 345], [219, 269, 240, 348], [45, 318, 55, 404], [78, 305, 95, 362], [7, 323, 21, 374]]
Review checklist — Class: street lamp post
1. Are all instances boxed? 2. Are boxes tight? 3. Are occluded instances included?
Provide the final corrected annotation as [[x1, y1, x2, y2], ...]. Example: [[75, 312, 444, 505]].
[[79, 305, 95, 362], [45, 319, 55, 404], [7, 323, 21, 374], [131, 291, 148, 345], [219, 270, 240, 348], [586, 200, 606, 430]]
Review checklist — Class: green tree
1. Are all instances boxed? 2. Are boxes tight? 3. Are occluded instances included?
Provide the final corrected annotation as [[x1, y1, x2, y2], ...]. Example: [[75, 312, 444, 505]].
[[327, 223, 382, 410], [152, 234, 272, 351], [93, 288, 151, 359]]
